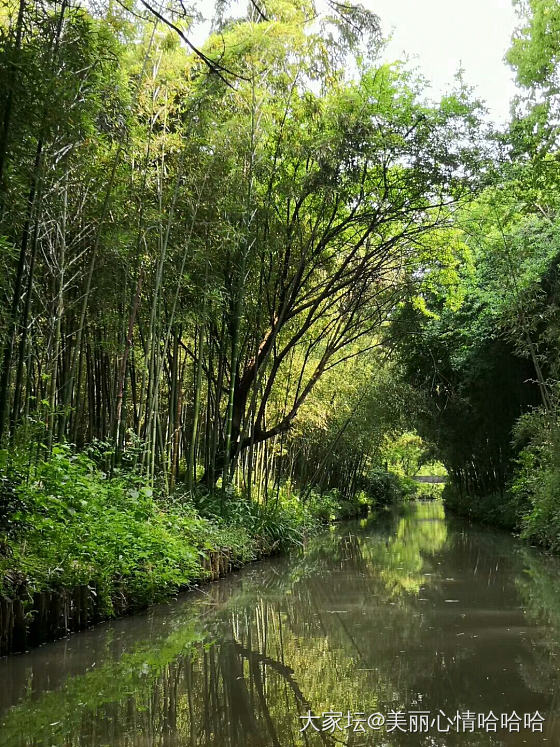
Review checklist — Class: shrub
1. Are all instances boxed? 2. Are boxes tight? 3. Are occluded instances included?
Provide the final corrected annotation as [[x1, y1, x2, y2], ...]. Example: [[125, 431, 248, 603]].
[[0, 446, 212, 609], [364, 468, 414, 506], [443, 484, 518, 529], [0, 444, 410, 618], [511, 409, 560, 549]]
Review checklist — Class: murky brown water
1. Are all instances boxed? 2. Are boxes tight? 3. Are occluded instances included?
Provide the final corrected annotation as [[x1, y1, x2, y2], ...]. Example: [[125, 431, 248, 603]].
[[1, 500, 559, 746]]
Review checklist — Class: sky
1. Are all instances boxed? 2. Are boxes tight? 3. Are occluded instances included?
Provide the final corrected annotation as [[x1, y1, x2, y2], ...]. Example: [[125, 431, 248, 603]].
[[367, 0, 520, 124]]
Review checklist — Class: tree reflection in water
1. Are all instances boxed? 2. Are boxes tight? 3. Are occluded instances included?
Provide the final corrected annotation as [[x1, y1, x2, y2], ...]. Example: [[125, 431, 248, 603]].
[[1, 501, 559, 746]]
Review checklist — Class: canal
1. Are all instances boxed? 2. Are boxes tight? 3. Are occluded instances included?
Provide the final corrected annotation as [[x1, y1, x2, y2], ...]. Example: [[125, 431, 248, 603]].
[[0, 500, 558, 745]]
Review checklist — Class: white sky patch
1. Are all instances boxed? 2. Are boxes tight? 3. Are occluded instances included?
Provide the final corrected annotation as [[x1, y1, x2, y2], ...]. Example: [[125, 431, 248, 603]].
[[368, 0, 520, 125], [190, 0, 520, 125]]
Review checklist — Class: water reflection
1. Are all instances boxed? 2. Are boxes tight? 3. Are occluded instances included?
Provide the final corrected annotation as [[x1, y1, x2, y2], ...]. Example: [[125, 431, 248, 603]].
[[0, 501, 559, 745]]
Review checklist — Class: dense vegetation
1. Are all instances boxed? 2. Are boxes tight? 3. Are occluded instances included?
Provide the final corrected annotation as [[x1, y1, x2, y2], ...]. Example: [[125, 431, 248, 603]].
[[1, 0, 560, 627], [393, 0, 560, 545]]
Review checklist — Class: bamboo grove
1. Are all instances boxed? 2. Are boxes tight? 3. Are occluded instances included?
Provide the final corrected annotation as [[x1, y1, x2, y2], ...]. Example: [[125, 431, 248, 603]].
[[0, 0, 483, 501]]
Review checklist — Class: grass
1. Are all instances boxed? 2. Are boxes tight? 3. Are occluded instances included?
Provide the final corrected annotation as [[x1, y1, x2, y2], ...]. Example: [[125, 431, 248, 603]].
[[0, 444, 387, 619]]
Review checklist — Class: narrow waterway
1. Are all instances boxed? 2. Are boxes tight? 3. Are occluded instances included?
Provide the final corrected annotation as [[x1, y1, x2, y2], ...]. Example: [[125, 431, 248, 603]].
[[1, 500, 559, 746]]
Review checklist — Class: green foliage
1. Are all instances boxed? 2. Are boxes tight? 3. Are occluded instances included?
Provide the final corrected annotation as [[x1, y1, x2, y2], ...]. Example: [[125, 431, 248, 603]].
[[0, 446, 209, 609], [442, 484, 519, 530], [363, 468, 414, 506], [381, 0, 560, 542], [510, 409, 560, 549], [0, 440, 397, 617], [508, 0, 560, 90], [382, 431, 427, 477], [193, 483, 371, 551], [7, 0, 560, 646], [192, 486, 314, 552]]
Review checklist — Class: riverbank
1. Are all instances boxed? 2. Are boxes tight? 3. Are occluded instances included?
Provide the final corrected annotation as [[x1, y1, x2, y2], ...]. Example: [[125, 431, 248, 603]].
[[442, 485, 518, 531], [0, 544, 241, 657], [0, 447, 412, 655], [442, 482, 560, 554]]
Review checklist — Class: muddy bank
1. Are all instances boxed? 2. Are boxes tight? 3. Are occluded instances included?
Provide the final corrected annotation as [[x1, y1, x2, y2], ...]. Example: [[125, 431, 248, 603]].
[[0, 546, 241, 656]]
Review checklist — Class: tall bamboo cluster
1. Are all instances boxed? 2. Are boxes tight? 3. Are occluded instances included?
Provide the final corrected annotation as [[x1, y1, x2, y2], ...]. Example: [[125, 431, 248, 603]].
[[0, 0, 477, 496]]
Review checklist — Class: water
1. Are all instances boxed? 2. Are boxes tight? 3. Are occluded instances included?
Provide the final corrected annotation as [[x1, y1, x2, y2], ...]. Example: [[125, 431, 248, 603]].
[[1, 500, 559, 746]]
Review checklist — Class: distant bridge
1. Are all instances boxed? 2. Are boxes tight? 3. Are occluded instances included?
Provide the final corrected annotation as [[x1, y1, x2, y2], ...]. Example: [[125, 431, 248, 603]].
[[413, 475, 447, 484]]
